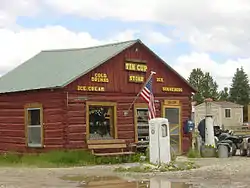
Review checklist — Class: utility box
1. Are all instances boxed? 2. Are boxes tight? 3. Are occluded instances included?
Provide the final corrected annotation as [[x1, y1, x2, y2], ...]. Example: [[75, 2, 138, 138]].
[[149, 118, 171, 165]]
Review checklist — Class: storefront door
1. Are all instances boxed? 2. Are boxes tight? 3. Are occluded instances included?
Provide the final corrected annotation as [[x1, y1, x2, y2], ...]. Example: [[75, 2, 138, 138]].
[[134, 103, 149, 150], [163, 105, 182, 155]]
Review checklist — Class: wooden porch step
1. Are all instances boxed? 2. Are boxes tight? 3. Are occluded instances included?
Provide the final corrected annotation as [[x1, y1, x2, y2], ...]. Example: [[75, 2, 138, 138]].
[[87, 139, 126, 145], [88, 143, 127, 149], [94, 151, 135, 156]]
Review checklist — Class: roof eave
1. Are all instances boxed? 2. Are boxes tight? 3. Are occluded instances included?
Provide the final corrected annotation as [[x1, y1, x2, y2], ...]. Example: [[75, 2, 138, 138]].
[[0, 86, 62, 95]]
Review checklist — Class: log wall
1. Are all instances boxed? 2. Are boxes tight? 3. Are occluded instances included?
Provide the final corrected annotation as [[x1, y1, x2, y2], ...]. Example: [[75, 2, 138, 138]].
[[65, 93, 192, 152], [0, 89, 65, 152], [0, 41, 194, 153], [64, 41, 194, 152]]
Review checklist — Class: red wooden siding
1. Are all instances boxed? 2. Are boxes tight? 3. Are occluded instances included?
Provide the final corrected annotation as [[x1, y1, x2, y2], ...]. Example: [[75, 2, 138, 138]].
[[0, 41, 193, 153], [65, 102, 86, 149], [65, 42, 194, 95], [64, 41, 193, 152], [0, 90, 65, 152], [65, 93, 192, 151]]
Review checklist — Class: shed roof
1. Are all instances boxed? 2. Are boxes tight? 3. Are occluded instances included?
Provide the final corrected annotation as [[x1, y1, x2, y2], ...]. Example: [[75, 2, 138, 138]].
[[0, 39, 196, 94], [212, 101, 243, 108]]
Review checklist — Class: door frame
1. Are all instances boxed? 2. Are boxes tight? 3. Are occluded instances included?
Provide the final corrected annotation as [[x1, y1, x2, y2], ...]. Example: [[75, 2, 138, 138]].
[[134, 103, 148, 143], [161, 104, 182, 154]]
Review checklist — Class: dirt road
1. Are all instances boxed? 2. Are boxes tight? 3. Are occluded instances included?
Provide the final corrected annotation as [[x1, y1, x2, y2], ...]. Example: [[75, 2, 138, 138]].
[[0, 157, 249, 187]]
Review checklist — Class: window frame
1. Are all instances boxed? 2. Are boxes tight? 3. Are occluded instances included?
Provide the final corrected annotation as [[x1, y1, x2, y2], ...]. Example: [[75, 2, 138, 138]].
[[24, 103, 44, 148], [86, 101, 117, 140], [224, 108, 232, 118], [134, 103, 148, 143]]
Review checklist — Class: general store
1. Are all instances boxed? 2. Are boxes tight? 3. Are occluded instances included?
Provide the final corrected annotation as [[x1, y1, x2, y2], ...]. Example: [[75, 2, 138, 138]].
[[0, 39, 195, 154]]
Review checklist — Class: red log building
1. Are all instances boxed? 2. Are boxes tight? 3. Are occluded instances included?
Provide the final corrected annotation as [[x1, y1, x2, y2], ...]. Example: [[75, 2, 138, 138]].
[[0, 39, 196, 154]]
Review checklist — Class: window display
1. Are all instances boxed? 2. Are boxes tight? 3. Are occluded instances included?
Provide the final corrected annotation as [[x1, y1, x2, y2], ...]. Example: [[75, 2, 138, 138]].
[[89, 106, 114, 139]]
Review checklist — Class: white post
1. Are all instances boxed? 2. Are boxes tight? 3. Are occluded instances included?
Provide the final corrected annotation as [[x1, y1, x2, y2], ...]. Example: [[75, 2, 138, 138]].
[[204, 99, 215, 146], [205, 116, 215, 146]]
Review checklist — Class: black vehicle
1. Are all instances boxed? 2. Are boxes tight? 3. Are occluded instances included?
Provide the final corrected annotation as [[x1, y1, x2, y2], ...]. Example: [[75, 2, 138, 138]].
[[198, 120, 243, 156], [216, 132, 243, 156]]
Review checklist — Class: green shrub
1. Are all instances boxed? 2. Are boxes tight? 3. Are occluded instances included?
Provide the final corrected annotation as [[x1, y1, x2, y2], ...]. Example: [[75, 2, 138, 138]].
[[114, 161, 200, 173], [187, 149, 201, 158], [140, 147, 176, 162], [145, 147, 150, 161], [0, 152, 21, 164]]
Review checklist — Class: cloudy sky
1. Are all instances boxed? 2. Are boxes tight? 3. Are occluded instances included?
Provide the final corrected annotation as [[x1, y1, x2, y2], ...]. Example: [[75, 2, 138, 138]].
[[1, 0, 250, 90]]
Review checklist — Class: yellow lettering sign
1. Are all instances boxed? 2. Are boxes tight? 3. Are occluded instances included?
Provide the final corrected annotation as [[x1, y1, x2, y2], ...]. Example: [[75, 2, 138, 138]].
[[77, 86, 105, 92], [91, 73, 109, 83], [164, 100, 180, 105], [129, 75, 144, 83], [162, 87, 183, 92], [125, 62, 147, 72], [156, 77, 164, 82]]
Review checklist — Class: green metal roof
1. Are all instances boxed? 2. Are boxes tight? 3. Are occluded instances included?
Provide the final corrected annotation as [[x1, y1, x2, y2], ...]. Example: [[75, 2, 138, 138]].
[[0, 39, 138, 93]]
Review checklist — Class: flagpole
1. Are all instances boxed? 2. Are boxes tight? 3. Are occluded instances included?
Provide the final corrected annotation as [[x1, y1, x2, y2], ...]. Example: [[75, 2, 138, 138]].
[[125, 71, 156, 115]]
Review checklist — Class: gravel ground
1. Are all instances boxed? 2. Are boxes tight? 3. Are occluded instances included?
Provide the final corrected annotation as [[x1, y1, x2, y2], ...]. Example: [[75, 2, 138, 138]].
[[160, 157, 250, 187], [0, 157, 249, 187]]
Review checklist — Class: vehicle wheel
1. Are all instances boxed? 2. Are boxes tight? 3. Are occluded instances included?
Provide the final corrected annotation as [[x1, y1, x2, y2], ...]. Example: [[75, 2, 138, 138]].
[[240, 148, 247, 156], [232, 143, 237, 156], [247, 148, 250, 157], [218, 145, 229, 158]]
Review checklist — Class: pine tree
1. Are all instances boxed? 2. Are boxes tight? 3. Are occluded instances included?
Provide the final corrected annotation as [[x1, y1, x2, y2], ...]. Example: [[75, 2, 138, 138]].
[[218, 87, 229, 101], [187, 68, 204, 104], [229, 67, 250, 105], [188, 68, 219, 104], [202, 72, 219, 100]]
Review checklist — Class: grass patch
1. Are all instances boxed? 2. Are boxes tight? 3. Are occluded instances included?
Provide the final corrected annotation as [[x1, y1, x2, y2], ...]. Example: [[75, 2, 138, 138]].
[[187, 149, 201, 158], [0, 150, 143, 167], [114, 161, 199, 173]]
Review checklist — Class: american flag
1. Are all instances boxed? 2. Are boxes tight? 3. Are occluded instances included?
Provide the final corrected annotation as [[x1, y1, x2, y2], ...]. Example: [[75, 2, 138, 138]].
[[140, 76, 156, 120]]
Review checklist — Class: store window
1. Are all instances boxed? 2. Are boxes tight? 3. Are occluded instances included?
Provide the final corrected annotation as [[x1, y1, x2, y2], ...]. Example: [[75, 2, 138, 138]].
[[87, 102, 116, 140], [25, 103, 43, 147], [225, 108, 231, 118]]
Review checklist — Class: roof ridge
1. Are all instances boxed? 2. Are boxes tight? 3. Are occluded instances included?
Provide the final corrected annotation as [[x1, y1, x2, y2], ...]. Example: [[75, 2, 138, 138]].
[[42, 39, 140, 52]]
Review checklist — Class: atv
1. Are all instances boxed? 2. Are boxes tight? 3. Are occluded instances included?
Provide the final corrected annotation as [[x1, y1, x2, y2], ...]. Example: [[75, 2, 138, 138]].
[[216, 132, 243, 156], [198, 120, 243, 157]]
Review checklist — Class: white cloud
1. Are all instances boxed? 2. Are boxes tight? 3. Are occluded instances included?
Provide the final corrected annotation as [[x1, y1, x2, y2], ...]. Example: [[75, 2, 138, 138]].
[[42, 0, 250, 57], [172, 52, 250, 90], [144, 31, 172, 45], [1, 0, 250, 91], [43, 0, 157, 22], [0, 0, 40, 27], [0, 25, 138, 75], [2, 0, 250, 56]]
